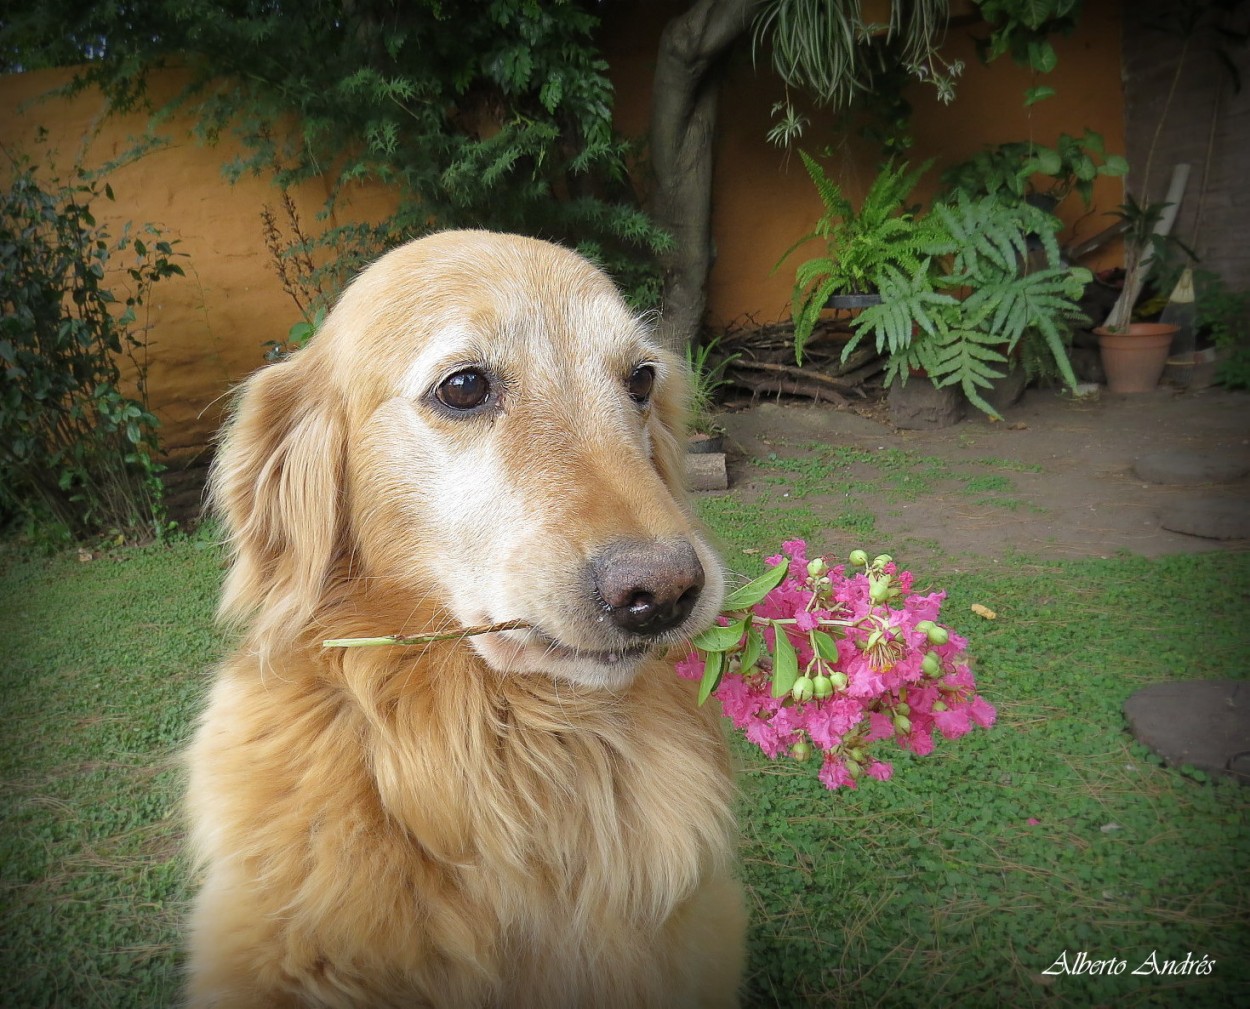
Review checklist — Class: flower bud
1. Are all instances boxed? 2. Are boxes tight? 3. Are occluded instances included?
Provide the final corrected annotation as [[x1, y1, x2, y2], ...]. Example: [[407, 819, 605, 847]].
[[915, 619, 936, 636], [895, 701, 911, 716], [844, 757, 863, 779], [932, 700, 948, 712], [806, 558, 828, 578], [790, 740, 812, 762], [926, 624, 950, 646], [791, 675, 815, 703], [812, 673, 834, 700], [848, 549, 868, 567], [829, 670, 849, 690], [869, 577, 891, 603], [921, 652, 942, 677], [872, 554, 893, 568], [893, 714, 912, 734]]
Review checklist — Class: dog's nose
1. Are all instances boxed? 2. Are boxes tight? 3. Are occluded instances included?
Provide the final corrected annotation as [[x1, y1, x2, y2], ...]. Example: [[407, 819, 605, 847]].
[[592, 540, 705, 637]]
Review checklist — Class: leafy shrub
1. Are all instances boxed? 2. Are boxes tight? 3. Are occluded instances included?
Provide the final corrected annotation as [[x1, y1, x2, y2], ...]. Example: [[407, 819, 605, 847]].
[[8, 0, 671, 314], [0, 153, 186, 542], [782, 155, 1090, 416], [782, 155, 947, 358], [1196, 270, 1250, 389]]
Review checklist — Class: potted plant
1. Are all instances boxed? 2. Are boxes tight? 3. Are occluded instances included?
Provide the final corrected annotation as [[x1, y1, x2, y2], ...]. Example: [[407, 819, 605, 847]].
[[783, 157, 1091, 417], [939, 130, 1129, 216], [1092, 195, 1182, 393], [782, 154, 947, 360]]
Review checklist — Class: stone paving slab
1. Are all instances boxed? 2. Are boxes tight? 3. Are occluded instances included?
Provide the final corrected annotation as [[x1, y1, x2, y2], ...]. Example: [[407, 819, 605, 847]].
[[1159, 499, 1250, 540], [1123, 680, 1250, 782], [1134, 451, 1250, 485]]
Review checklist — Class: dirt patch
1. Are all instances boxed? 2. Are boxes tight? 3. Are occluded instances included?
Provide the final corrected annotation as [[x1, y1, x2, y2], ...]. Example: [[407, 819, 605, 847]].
[[714, 385, 1250, 567]]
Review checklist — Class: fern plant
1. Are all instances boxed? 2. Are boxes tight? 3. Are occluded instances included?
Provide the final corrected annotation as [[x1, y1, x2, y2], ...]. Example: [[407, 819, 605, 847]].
[[784, 155, 1091, 417], [846, 192, 1090, 416], [781, 154, 949, 364]]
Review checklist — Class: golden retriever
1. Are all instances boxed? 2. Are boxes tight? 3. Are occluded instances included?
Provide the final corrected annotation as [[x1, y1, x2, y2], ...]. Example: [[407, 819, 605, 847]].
[[186, 231, 745, 1007]]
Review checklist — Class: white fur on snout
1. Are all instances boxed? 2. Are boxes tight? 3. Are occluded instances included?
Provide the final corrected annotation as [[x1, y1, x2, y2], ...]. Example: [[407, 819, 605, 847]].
[[365, 398, 526, 631]]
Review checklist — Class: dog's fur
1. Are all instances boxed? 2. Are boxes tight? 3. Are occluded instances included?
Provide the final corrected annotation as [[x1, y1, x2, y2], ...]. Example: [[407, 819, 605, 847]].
[[186, 231, 745, 1008]]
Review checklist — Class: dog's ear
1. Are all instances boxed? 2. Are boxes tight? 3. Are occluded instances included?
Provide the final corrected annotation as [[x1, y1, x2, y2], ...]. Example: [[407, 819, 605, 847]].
[[647, 348, 693, 500], [209, 354, 345, 638]]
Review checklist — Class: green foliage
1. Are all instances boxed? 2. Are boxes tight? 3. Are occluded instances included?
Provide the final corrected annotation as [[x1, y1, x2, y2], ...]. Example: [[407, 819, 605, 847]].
[[1195, 271, 1250, 389], [866, 197, 1089, 413], [785, 157, 1091, 416], [758, 2, 1087, 154], [782, 155, 949, 364], [685, 335, 739, 435], [940, 129, 1128, 211], [973, 0, 1084, 100], [754, 0, 963, 139], [1103, 195, 1173, 331], [0, 150, 185, 542], [2, 0, 669, 311]]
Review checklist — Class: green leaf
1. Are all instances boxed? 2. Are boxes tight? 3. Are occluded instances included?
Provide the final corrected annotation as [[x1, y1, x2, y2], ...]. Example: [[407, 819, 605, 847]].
[[691, 617, 748, 654], [1102, 154, 1129, 177], [1027, 40, 1058, 74], [1032, 147, 1063, 176], [770, 627, 799, 699], [1024, 85, 1057, 106], [811, 630, 840, 661], [697, 650, 725, 706], [723, 559, 790, 610], [741, 625, 764, 675]]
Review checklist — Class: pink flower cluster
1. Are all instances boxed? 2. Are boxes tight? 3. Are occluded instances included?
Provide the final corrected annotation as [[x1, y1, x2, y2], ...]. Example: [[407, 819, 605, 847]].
[[676, 539, 996, 790]]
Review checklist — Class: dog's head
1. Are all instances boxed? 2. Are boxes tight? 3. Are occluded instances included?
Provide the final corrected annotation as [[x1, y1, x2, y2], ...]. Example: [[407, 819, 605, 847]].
[[212, 230, 724, 688]]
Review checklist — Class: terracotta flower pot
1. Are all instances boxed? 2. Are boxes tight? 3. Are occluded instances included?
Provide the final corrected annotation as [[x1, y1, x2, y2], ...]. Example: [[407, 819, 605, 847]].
[[1094, 323, 1179, 394]]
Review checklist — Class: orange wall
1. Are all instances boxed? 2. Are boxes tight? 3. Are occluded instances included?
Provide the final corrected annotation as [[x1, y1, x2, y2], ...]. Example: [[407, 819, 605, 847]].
[[0, 68, 388, 455], [2, 5, 1126, 453]]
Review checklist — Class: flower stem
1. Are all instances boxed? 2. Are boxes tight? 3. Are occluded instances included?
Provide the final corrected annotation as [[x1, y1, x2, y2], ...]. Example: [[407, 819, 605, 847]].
[[322, 619, 530, 649]]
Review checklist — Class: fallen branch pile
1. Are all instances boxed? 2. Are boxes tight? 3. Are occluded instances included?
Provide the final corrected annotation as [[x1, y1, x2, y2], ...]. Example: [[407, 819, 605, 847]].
[[714, 316, 886, 406]]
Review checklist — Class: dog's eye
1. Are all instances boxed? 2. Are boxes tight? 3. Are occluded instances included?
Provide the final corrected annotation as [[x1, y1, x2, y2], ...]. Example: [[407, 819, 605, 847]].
[[627, 365, 655, 405], [437, 369, 492, 411]]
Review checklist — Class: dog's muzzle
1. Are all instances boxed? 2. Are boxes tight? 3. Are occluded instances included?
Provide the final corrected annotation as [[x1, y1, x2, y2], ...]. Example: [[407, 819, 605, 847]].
[[590, 539, 705, 637]]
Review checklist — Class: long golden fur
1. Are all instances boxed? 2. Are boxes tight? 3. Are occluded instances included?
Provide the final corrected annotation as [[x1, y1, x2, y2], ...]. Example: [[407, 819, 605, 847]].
[[186, 231, 745, 1007]]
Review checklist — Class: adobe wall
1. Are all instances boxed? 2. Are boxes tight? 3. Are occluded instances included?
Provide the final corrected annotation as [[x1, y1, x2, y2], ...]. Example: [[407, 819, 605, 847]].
[[1, 7, 1129, 456]]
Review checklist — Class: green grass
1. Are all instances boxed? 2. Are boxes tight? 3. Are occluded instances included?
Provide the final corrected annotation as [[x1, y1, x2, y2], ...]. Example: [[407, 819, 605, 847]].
[[747, 444, 1048, 519], [734, 552, 1250, 1007], [0, 530, 223, 1007], [1, 526, 1247, 1008], [962, 474, 1014, 494]]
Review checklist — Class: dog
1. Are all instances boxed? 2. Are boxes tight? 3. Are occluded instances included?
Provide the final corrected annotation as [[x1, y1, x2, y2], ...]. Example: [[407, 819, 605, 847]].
[[185, 231, 745, 1007]]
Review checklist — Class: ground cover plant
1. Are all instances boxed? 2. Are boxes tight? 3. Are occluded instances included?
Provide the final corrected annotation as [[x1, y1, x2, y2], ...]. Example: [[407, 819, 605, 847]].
[[1, 516, 1247, 1006]]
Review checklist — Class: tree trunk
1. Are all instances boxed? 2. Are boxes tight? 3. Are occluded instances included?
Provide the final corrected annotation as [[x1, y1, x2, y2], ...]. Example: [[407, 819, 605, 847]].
[[649, 0, 759, 354]]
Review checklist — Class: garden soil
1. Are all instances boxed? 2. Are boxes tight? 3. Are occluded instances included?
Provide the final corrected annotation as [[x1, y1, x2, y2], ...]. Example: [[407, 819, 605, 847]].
[[716, 384, 1249, 568]]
